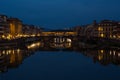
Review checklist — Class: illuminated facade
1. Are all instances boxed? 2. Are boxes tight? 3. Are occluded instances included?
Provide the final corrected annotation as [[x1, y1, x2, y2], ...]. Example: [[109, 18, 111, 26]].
[[97, 20, 117, 38], [7, 18, 22, 36], [113, 26, 120, 39], [84, 20, 120, 39], [41, 30, 77, 36]]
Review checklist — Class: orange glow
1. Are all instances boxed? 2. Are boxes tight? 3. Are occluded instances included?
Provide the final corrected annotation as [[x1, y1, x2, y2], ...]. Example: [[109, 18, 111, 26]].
[[10, 23, 15, 35], [100, 33, 104, 37], [98, 27, 103, 31]]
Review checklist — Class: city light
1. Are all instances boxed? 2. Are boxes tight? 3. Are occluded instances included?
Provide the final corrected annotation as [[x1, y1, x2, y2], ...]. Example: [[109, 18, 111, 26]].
[[98, 27, 103, 31], [27, 42, 41, 49]]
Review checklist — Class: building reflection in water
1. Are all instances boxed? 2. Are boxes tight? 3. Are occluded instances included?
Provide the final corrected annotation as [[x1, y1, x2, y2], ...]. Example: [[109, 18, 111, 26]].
[[0, 42, 41, 73], [0, 40, 120, 73], [81, 49, 120, 66]]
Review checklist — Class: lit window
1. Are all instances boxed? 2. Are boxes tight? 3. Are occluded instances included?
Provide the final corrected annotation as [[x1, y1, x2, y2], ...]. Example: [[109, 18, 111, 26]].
[[98, 27, 103, 31], [113, 35, 116, 38], [100, 33, 104, 37]]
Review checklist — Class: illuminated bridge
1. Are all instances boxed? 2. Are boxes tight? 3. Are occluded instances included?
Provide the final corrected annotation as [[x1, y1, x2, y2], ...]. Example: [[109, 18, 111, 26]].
[[37, 30, 78, 48], [23, 29, 77, 41], [21, 30, 78, 48], [0, 30, 79, 49], [41, 30, 77, 36]]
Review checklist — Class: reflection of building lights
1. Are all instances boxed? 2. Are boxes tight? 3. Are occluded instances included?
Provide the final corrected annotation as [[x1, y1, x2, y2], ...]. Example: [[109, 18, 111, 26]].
[[6, 50, 9, 55], [110, 51, 112, 55], [2, 50, 18, 55], [8, 50, 11, 53], [118, 53, 120, 57], [68, 43, 71, 47], [31, 34, 36, 37], [113, 51, 116, 55], [98, 55, 103, 60], [12, 50, 15, 54], [27, 42, 40, 49], [31, 44, 36, 47], [100, 50, 104, 53], [36, 43, 40, 46], [7, 36, 11, 40], [98, 50, 104, 60], [2, 51, 5, 54], [17, 49, 20, 53]]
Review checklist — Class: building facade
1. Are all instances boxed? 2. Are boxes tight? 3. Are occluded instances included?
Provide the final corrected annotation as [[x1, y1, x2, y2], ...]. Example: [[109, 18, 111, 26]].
[[22, 24, 42, 37], [0, 14, 9, 39], [84, 20, 120, 39], [74, 26, 86, 37], [84, 20, 98, 38], [7, 18, 22, 37], [113, 25, 120, 39], [97, 20, 118, 38]]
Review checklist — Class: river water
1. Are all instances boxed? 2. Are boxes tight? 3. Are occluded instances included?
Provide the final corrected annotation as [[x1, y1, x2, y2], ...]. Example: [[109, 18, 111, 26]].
[[0, 41, 120, 80]]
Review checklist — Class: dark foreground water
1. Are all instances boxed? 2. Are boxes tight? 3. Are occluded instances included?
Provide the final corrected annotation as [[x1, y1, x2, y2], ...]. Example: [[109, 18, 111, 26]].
[[0, 44, 120, 80]]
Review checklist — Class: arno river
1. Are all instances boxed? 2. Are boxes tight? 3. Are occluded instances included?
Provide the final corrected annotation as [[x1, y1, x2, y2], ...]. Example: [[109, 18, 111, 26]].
[[0, 38, 120, 80]]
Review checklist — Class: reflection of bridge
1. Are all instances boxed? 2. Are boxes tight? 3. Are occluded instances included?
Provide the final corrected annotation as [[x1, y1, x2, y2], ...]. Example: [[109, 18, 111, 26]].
[[0, 40, 120, 73], [39, 36, 78, 48]]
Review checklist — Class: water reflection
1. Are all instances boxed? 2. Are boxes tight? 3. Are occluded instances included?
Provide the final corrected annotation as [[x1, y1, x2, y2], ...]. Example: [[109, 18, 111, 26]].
[[0, 41, 120, 73], [80, 49, 120, 66], [27, 42, 41, 49], [45, 37, 72, 49], [0, 42, 40, 73]]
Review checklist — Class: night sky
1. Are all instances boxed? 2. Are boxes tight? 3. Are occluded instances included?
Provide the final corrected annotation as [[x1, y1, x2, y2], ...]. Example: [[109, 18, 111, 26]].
[[0, 0, 120, 29]]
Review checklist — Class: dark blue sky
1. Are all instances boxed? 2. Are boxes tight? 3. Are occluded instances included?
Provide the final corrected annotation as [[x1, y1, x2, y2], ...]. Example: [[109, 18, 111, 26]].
[[0, 0, 120, 29]]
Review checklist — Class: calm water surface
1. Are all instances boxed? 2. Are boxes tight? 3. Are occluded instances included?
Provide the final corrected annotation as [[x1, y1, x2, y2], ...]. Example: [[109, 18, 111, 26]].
[[0, 42, 120, 80], [0, 51, 120, 80]]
